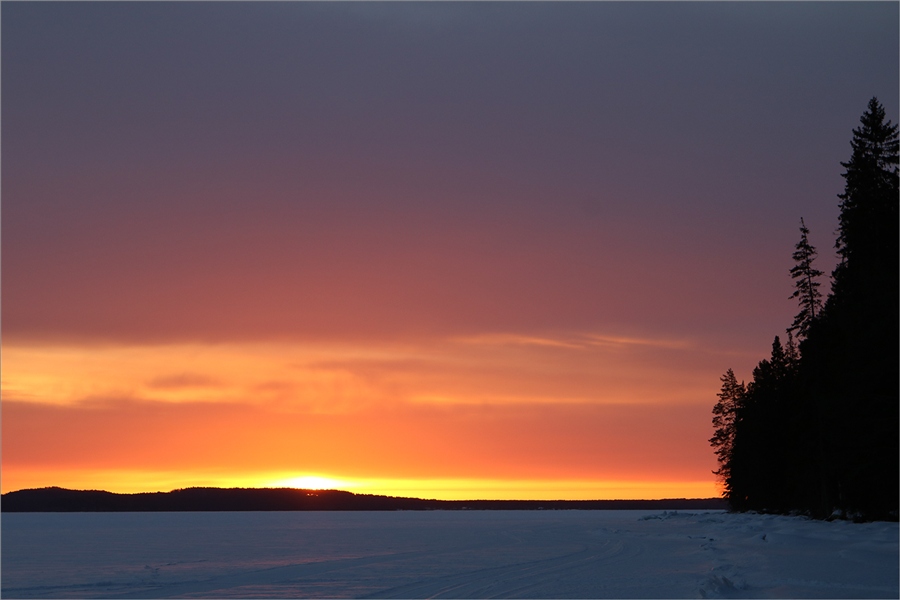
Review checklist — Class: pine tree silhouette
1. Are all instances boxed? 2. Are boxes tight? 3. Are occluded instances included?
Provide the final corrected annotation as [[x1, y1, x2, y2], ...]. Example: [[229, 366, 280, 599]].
[[835, 97, 899, 280], [787, 219, 822, 340], [710, 368, 744, 500]]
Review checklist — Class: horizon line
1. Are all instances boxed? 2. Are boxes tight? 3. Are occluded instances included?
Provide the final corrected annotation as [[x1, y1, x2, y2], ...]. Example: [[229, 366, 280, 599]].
[[2, 485, 725, 504]]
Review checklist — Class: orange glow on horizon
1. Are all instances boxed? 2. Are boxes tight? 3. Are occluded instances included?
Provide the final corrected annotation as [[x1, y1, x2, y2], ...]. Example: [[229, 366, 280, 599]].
[[2, 338, 723, 501], [0, 467, 718, 500]]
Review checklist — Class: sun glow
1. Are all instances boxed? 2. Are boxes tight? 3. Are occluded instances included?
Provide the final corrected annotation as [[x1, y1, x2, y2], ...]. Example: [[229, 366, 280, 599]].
[[1, 465, 718, 500], [270, 475, 355, 491]]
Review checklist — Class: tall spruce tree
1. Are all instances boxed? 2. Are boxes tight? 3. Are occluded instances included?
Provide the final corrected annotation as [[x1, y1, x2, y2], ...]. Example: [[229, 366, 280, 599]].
[[787, 218, 822, 340], [834, 97, 899, 288], [710, 369, 744, 499]]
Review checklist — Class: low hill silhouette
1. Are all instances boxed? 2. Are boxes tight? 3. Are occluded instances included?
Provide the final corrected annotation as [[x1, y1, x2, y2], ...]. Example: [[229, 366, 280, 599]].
[[1, 487, 727, 512]]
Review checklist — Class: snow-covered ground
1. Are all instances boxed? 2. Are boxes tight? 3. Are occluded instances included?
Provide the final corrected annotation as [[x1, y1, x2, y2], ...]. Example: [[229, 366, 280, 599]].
[[2, 510, 897, 598]]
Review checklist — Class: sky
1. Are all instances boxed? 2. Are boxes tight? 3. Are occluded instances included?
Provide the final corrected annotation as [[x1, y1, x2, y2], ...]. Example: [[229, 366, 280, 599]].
[[2, 2, 898, 499]]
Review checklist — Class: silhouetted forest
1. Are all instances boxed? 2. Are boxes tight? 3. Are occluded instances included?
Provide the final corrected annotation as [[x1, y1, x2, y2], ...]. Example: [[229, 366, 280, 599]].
[[711, 98, 899, 522], [1, 487, 726, 512]]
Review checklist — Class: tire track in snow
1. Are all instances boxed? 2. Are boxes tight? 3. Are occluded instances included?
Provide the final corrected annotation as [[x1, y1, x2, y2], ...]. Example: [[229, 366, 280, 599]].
[[365, 537, 634, 598], [92, 551, 423, 599], [90, 516, 524, 599]]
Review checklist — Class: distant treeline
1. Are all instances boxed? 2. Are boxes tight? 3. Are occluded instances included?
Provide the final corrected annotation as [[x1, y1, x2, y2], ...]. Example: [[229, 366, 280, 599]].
[[1, 487, 727, 512], [711, 98, 899, 522]]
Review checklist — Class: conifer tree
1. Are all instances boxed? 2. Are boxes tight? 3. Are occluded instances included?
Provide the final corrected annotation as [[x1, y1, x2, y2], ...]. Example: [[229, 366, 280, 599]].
[[784, 330, 800, 367], [832, 97, 899, 295], [787, 218, 822, 340], [709, 368, 744, 498]]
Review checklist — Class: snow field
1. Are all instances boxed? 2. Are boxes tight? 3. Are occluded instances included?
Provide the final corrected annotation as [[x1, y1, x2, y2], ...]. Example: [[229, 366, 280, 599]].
[[2, 510, 897, 598]]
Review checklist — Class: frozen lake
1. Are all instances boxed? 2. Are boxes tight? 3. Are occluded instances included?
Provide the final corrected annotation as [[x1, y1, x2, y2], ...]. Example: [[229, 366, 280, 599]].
[[2, 510, 897, 598]]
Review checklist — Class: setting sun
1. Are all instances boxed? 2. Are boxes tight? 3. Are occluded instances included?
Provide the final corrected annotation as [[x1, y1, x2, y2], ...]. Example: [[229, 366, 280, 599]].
[[270, 476, 354, 491]]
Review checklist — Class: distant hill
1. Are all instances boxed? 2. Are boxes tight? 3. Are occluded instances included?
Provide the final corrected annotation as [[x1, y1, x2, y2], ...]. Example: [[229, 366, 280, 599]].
[[1, 487, 728, 512]]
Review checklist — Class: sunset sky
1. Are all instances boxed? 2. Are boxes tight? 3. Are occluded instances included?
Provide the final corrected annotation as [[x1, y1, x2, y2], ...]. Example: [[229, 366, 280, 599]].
[[3, 2, 898, 500]]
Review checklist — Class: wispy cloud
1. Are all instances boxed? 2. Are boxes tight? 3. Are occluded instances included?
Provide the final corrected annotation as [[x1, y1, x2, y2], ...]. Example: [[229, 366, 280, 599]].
[[582, 334, 693, 351], [452, 331, 693, 352], [146, 373, 222, 390], [451, 333, 587, 349]]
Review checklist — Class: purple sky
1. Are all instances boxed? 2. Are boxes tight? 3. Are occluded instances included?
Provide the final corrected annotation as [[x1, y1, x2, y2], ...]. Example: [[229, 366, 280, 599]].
[[5, 2, 897, 352]]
